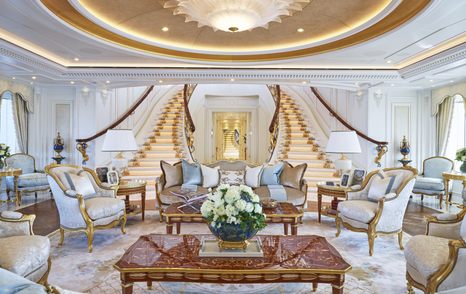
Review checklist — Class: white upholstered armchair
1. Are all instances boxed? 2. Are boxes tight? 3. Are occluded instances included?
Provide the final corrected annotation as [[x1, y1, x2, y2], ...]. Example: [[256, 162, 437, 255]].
[[45, 164, 126, 252], [336, 167, 418, 256], [0, 211, 51, 285], [405, 208, 466, 294]]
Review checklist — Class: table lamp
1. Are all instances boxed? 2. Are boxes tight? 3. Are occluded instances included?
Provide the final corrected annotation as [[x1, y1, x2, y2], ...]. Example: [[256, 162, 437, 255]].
[[102, 129, 138, 175], [325, 131, 361, 175]]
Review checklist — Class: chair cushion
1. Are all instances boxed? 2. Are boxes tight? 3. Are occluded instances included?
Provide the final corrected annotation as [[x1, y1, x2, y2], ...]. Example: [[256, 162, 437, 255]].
[[200, 165, 220, 188], [84, 197, 125, 220], [160, 160, 182, 189], [159, 185, 209, 205], [181, 160, 202, 185], [367, 171, 397, 202], [414, 176, 444, 191], [17, 173, 49, 188], [0, 268, 48, 294], [219, 170, 245, 186], [245, 165, 264, 188], [405, 235, 450, 283], [260, 162, 285, 186], [337, 200, 378, 223], [0, 235, 50, 277], [279, 162, 307, 190], [254, 186, 306, 206], [63, 171, 96, 197]]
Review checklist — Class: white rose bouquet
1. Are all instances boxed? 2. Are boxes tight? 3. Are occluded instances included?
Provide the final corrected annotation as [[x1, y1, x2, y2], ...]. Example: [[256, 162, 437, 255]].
[[201, 184, 266, 230], [0, 143, 10, 166]]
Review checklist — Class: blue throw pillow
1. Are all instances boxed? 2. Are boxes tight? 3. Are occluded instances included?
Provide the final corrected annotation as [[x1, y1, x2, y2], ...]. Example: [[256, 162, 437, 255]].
[[260, 162, 285, 186], [182, 160, 202, 185]]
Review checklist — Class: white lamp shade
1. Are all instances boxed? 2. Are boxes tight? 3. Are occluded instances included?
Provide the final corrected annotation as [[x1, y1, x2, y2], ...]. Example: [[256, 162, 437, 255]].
[[102, 129, 138, 152], [325, 131, 361, 154]]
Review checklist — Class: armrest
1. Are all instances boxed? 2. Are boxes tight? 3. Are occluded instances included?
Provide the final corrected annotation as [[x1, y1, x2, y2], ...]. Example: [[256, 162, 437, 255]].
[[0, 212, 35, 236], [346, 190, 368, 201], [425, 210, 465, 239]]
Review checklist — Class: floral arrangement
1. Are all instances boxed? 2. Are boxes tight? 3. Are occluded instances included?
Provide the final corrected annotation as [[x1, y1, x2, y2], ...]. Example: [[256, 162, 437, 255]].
[[455, 148, 466, 162], [0, 144, 10, 168], [201, 184, 266, 230]]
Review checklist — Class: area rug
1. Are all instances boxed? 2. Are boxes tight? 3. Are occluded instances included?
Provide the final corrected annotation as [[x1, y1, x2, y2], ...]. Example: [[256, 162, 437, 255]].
[[48, 212, 419, 294]]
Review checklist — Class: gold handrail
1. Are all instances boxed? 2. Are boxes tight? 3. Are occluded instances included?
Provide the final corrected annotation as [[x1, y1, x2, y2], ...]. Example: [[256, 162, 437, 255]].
[[267, 85, 281, 162], [75, 86, 155, 164], [183, 84, 197, 161]]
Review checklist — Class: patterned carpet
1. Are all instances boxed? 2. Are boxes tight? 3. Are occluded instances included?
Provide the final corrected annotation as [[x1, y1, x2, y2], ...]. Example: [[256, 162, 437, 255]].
[[47, 211, 423, 294]]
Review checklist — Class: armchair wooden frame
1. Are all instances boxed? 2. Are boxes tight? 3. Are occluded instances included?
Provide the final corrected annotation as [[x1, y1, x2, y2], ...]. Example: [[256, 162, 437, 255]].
[[412, 156, 454, 209], [0, 213, 51, 286], [45, 164, 127, 253], [335, 166, 418, 256], [407, 208, 466, 294]]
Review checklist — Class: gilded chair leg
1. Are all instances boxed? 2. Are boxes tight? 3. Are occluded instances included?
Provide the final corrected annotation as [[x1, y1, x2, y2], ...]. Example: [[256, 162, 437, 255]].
[[368, 232, 376, 256], [85, 226, 94, 253], [159, 209, 164, 223], [438, 193, 443, 209], [335, 216, 341, 237], [37, 257, 51, 286], [407, 281, 415, 294], [398, 231, 404, 250], [121, 215, 127, 234], [58, 228, 65, 246]]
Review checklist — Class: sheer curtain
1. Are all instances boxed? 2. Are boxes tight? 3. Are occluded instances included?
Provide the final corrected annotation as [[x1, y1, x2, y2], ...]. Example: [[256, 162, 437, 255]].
[[12, 93, 32, 153], [436, 96, 454, 156]]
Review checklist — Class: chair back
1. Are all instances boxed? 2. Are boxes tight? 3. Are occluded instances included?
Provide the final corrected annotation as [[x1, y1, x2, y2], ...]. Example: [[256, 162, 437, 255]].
[[5, 153, 35, 174], [45, 164, 100, 195], [423, 156, 454, 179], [365, 167, 418, 195]]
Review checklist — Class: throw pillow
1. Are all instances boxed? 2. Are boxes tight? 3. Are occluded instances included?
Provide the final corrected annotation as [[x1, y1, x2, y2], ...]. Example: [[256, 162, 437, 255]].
[[280, 162, 307, 190], [182, 160, 202, 185], [219, 170, 245, 186], [260, 162, 285, 186], [367, 171, 397, 202], [160, 161, 183, 188], [63, 170, 96, 197], [245, 165, 264, 188], [201, 165, 220, 188]]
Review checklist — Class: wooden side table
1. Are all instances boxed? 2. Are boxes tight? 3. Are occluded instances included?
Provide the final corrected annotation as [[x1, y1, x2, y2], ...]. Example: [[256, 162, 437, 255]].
[[0, 168, 22, 206], [117, 181, 147, 221], [317, 184, 351, 223], [443, 172, 466, 206]]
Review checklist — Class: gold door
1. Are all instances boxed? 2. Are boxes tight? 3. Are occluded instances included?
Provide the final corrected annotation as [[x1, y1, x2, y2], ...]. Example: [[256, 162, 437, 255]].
[[214, 112, 248, 160]]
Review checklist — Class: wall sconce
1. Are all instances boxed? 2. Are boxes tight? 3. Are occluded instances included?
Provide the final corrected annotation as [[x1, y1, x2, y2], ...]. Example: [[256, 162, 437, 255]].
[[373, 89, 383, 106], [101, 88, 108, 98], [81, 86, 90, 96]]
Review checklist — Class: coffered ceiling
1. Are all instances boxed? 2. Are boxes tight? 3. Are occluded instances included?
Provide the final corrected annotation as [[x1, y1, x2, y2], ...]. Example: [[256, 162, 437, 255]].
[[0, 0, 465, 89]]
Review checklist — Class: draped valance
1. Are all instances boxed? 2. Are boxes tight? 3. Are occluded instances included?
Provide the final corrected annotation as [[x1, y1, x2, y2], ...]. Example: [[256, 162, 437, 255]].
[[0, 78, 34, 112], [431, 81, 466, 116]]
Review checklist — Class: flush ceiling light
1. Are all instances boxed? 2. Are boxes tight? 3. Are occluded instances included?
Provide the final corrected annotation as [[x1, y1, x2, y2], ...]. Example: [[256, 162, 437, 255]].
[[74, 57, 80, 61], [297, 28, 304, 32], [163, 0, 310, 32], [162, 27, 169, 32]]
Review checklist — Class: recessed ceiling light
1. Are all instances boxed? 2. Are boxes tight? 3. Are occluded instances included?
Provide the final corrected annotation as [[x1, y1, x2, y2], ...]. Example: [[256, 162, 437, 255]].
[[30, 82, 33, 85], [106, 80, 110, 84], [158, 80, 163, 83], [386, 60, 392, 64], [297, 28, 304, 33], [230, 78, 235, 82], [162, 27, 169, 32], [74, 57, 80, 61], [450, 80, 454, 83], [301, 81, 307, 84], [390, 83, 395, 87], [70, 81, 75, 84], [12, 77, 15, 80], [32, 76, 36, 80], [429, 79, 434, 82]]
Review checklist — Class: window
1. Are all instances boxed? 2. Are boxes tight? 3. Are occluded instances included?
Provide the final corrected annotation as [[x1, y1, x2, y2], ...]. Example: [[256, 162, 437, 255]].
[[445, 94, 465, 170], [0, 91, 18, 153]]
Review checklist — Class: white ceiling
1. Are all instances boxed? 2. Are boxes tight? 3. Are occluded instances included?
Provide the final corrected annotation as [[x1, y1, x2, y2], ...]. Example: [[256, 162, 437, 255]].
[[0, 0, 465, 90]]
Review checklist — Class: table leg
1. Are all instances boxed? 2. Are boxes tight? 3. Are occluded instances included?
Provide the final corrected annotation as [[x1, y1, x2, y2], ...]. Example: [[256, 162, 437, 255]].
[[176, 223, 181, 235], [147, 280, 152, 290], [332, 284, 344, 294], [14, 175, 20, 206], [166, 219, 173, 234], [125, 195, 131, 214], [141, 191, 146, 221], [317, 192, 322, 223], [283, 223, 288, 235], [121, 282, 133, 294], [291, 223, 298, 235], [444, 178, 449, 206], [312, 281, 317, 292]]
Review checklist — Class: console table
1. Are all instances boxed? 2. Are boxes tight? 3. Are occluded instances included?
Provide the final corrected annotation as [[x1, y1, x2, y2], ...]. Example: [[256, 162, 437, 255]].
[[443, 172, 466, 206], [114, 234, 351, 294], [317, 184, 351, 223], [117, 181, 146, 221], [0, 168, 22, 206]]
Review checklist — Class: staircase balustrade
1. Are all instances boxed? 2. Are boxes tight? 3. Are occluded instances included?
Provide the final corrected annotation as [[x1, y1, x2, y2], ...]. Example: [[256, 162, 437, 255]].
[[310, 87, 388, 167], [183, 84, 197, 161], [267, 85, 281, 162]]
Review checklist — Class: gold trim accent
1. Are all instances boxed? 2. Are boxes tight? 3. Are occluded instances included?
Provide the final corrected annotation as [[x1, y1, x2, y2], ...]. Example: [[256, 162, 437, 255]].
[[39, 0, 430, 62]]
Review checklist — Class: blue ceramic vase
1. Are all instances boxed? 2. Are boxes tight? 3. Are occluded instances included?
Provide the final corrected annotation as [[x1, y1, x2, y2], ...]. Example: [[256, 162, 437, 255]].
[[209, 222, 258, 245]]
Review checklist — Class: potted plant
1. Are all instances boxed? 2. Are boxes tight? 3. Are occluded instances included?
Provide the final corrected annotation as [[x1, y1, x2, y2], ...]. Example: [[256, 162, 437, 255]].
[[0, 144, 10, 169], [456, 148, 466, 173], [201, 184, 266, 250]]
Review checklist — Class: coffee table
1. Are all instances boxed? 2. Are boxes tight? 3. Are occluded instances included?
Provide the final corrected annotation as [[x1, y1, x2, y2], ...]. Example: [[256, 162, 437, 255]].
[[163, 201, 303, 235], [114, 234, 351, 294]]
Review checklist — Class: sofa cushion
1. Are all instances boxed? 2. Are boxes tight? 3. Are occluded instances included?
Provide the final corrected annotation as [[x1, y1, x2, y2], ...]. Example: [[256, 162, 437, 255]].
[[84, 197, 125, 220], [160, 160, 183, 188], [413, 176, 444, 191], [245, 165, 263, 188], [367, 171, 397, 202], [260, 162, 284, 186], [405, 235, 450, 283], [201, 165, 220, 188], [254, 186, 306, 206], [182, 160, 202, 185], [159, 185, 209, 205], [337, 200, 378, 223], [18, 173, 49, 188], [280, 162, 307, 190], [0, 235, 50, 277], [219, 170, 245, 186]]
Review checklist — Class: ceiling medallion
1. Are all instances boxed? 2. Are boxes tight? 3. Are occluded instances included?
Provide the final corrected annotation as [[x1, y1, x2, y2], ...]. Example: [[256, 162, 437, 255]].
[[163, 0, 310, 32]]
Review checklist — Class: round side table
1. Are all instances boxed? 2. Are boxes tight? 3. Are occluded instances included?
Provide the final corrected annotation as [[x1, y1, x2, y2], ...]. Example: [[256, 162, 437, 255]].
[[117, 181, 147, 221]]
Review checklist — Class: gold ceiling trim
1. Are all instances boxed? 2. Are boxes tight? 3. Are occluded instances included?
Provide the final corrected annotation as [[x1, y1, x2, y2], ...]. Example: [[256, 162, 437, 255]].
[[40, 0, 430, 63]]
